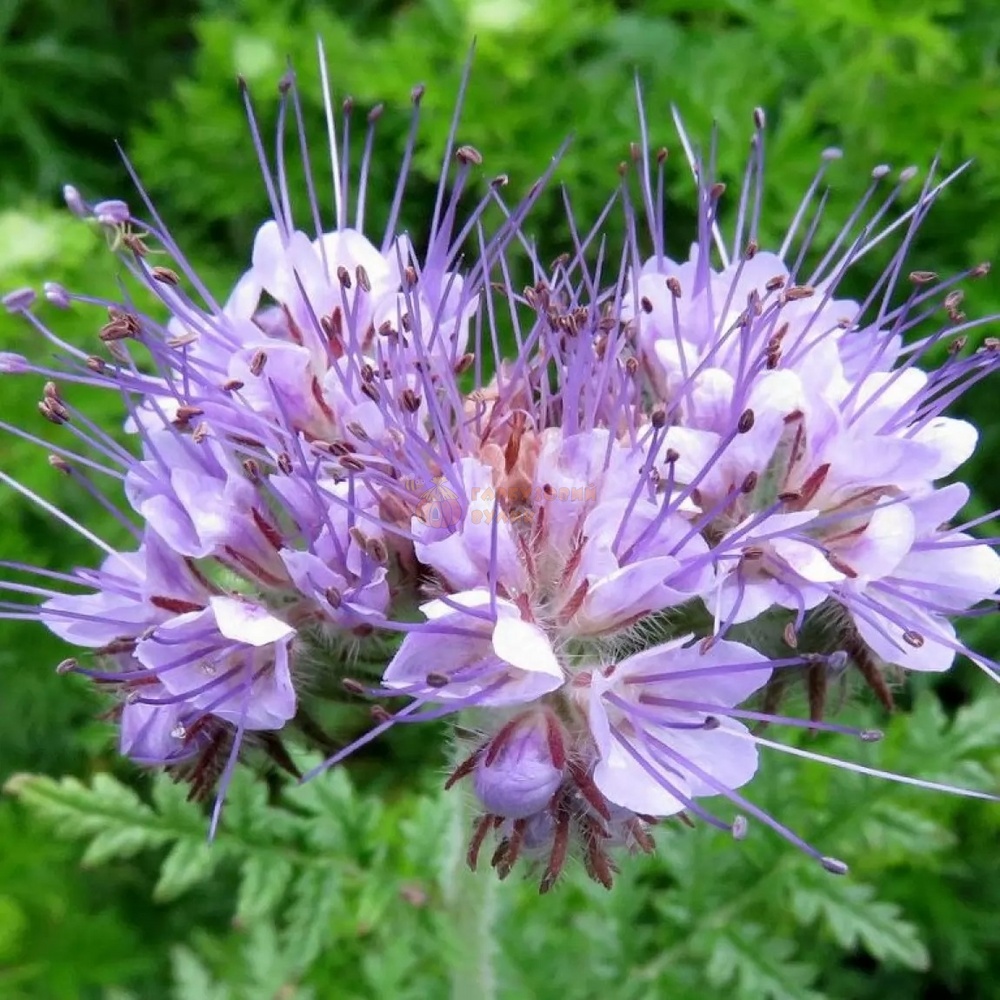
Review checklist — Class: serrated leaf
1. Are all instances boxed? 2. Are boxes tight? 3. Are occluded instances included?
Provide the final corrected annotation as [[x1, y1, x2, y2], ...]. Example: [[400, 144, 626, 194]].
[[703, 923, 826, 1000], [155, 838, 224, 902], [791, 876, 930, 970], [170, 946, 230, 1000], [236, 854, 294, 923], [282, 866, 344, 973]]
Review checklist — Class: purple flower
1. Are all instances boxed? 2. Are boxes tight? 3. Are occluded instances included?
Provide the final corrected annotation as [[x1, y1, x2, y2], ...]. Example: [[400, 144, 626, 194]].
[[1, 62, 998, 892]]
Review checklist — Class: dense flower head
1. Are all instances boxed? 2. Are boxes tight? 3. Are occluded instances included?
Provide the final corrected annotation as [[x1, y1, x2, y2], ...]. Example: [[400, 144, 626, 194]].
[[2, 55, 1000, 888]]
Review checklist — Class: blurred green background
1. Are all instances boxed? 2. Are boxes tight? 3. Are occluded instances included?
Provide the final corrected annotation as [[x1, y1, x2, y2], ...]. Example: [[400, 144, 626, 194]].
[[3, 0, 1000, 997]]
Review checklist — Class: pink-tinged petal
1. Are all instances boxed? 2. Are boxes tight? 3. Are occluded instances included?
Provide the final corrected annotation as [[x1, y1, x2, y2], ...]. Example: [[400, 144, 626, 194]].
[[770, 537, 845, 583], [840, 504, 915, 580], [651, 719, 760, 799], [209, 596, 295, 647], [592, 736, 691, 816], [853, 602, 957, 672], [41, 589, 154, 646], [906, 483, 969, 536], [910, 417, 978, 479], [577, 556, 688, 634], [491, 616, 562, 681], [384, 596, 562, 706], [704, 571, 775, 625], [895, 540, 1000, 608], [614, 636, 773, 707]]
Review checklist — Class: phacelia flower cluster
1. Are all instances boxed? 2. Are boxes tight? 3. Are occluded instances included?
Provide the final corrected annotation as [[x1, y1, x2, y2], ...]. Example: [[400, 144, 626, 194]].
[[3, 51, 999, 890]]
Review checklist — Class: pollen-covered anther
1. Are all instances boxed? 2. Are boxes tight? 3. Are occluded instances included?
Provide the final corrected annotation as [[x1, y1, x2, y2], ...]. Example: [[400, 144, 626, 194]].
[[781, 284, 815, 302], [909, 270, 938, 285], [249, 350, 268, 376], [400, 388, 422, 413], [150, 266, 180, 285], [55, 657, 78, 675], [456, 144, 483, 165]]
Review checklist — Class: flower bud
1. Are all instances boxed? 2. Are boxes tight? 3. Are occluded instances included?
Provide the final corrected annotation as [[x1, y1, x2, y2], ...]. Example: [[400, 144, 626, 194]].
[[473, 713, 564, 820]]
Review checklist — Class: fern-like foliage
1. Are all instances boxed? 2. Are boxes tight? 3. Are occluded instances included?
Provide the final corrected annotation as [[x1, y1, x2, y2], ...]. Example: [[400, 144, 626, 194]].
[[7, 686, 1000, 999]]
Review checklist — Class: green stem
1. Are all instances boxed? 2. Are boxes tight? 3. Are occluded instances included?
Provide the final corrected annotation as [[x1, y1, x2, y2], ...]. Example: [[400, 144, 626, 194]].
[[442, 745, 498, 1000]]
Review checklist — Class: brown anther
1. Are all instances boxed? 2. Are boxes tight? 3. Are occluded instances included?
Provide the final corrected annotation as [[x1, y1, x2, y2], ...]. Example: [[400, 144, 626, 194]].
[[249, 349, 268, 376], [826, 552, 858, 579], [765, 275, 786, 292], [456, 144, 483, 165], [902, 629, 925, 648], [86, 356, 107, 374], [403, 265, 418, 288], [365, 537, 389, 564], [355, 264, 372, 293], [341, 677, 365, 697], [744, 237, 759, 259], [737, 408, 755, 433], [361, 382, 381, 402], [38, 400, 69, 424], [666, 276, 682, 298], [173, 405, 204, 426], [325, 586, 343, 609], [491, 173, 509, 188], [909, 270, 938, 284], [370, 705, 392, 724], [741, 471, 758, 494], [400, 388, 422, 413], [340, 455, 365, 472], [191, 422, 210, 444], [709, 181, 726, 199], [48, 454, 70, 474], [342, 96, 354, 114], [783, 622, 799, 648], [336, 265, 352, 289], [55, 657, 78, 674], [782, 285, 815, 301], [972, 261, 992, 278], [150, 266, 180, 285], [948, 336, 968, 355], [222, 378, 245, 392], [242, 459, 262, 483], [411, 83, 425, 104], [625, 356, 639, 376], [425, 671, 450, 688], [640, 295, 654, 314], [944, 290, 964, 311], [367, 102, 384, 123], [454, 352, 475, 375], [277, 452, 293, 474]]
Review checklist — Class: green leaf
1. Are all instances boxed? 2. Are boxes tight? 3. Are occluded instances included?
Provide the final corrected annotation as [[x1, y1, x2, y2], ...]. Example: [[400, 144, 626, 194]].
[[155, 839, 225, 903], [791, 874, 930, 971], [236, 855, 294, 923]]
